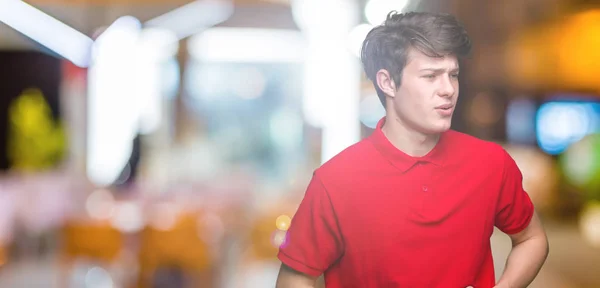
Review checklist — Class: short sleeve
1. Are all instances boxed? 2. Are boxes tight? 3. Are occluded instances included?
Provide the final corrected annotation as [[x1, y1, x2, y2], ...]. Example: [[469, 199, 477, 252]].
[[277, 172, 344, 277], [495, 150, 535, 235]]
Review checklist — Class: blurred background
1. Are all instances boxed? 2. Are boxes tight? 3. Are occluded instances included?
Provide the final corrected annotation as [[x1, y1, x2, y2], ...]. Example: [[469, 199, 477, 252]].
[[0, 0, 599, 287]]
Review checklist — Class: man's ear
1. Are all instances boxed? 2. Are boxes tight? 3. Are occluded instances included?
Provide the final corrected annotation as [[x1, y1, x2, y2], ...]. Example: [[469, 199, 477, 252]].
[[375, 69, 397, 98]]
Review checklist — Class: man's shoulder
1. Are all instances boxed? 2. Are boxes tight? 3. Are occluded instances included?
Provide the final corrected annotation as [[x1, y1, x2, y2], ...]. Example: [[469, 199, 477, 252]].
[[445, 129, 507, 160], [314, 138, 375, 179]]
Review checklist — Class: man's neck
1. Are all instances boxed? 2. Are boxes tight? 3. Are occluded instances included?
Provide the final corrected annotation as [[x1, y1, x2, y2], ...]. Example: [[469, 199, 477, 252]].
[[381, 116, 440, 157]]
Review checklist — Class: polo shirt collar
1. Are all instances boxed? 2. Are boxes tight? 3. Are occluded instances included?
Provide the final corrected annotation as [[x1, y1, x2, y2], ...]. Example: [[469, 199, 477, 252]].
[[368, 117, 448, 172]]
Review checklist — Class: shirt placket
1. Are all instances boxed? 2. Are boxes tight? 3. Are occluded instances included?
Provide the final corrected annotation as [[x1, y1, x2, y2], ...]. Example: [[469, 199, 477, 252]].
[[406, 162, 430, 218]]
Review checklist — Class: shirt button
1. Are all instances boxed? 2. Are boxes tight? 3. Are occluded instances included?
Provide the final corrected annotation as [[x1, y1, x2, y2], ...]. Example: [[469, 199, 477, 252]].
[[422, 186, 428, 192]]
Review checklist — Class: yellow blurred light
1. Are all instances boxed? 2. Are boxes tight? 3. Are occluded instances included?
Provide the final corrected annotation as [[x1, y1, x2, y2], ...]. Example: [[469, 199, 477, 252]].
[[7, 88, 66, 171], [505, 9, 600, 92], [554, 10, 600, 90], [504, 24, 557, 90], [580, 201, 600, 248], [275, 215, 292, 231]]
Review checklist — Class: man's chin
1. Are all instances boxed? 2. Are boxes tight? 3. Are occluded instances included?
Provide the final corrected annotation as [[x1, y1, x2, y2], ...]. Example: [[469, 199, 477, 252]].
[[427, 121, 452, 134]]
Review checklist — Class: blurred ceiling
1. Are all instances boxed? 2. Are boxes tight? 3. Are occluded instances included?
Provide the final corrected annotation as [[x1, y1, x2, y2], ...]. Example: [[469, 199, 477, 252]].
[[0, 3, 179, 49], [4, 0, 599, 93], [0, 0, 295, 50]]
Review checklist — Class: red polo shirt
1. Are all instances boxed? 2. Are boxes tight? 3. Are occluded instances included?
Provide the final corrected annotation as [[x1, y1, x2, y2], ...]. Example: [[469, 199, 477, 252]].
[[278, 118, 534, 287]]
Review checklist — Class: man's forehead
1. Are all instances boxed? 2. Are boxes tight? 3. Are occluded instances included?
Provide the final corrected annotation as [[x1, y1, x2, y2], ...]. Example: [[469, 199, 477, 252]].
[[406, 48, 459, 70]]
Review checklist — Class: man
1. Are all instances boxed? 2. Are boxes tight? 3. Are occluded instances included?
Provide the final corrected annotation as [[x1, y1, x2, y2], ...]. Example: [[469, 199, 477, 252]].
[[276, 11, 549, 288]]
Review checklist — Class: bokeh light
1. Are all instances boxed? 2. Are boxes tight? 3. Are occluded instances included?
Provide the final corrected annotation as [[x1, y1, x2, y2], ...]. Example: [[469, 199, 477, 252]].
[[271, 230, 287, 248], [359, 94, 385, 129], [110, 202, 144, 233], [275, 215, 292, 231], [149, 202, 181, 231], [504, 145, 559, 211], [86, 189, 115, 220], [85, 266, 114, 288], [560, 134, 600, 199], [579, 201, 600, 248], [506, 98, 537, 144], [536, 101, 599, 155]]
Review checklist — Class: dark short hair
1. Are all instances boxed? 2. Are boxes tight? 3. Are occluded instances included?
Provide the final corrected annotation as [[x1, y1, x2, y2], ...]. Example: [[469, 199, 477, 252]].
[[360, 11, 472, 107]]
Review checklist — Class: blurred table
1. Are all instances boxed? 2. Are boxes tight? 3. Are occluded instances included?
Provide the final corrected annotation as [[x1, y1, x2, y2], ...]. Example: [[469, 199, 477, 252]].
[[492, 219, 600, 288], [0, 219, 597, 287]]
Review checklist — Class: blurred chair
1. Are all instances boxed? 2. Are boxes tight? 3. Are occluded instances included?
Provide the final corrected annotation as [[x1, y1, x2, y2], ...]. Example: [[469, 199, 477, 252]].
[[248, 214, 281, 262], [246, 200, 298, 262], [231, 204, 302, 288], [137, 212, 214, 288], [60, 220, 124, 287], [0, 243, 7, 269]]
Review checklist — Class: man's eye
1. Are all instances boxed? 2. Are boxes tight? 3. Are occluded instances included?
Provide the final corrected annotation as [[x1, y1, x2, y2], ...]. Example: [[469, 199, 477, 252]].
[[423, 75, 435, 79], [450, 74, 460, 79]]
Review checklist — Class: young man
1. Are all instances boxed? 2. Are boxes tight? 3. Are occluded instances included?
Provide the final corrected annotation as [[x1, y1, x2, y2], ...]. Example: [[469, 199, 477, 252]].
[[275, 11, 549, 288]]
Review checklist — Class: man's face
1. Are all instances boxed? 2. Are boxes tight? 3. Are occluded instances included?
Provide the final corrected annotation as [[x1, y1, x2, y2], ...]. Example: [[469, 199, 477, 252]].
[[391, 48, 460, 134]]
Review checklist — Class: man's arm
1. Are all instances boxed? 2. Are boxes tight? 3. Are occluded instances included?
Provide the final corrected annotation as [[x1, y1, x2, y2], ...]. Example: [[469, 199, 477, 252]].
[[495, 211, 549, 288], [275, 172, 343, 287], [276, 263, 318, 288]]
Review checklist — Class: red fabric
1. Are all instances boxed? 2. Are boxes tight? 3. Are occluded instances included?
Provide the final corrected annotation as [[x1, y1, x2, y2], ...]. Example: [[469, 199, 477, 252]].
[[278, 117, 534, 287]]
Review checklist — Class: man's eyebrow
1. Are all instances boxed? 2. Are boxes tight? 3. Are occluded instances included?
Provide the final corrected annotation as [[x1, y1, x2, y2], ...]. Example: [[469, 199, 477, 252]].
[[419, 67, 460, 73]]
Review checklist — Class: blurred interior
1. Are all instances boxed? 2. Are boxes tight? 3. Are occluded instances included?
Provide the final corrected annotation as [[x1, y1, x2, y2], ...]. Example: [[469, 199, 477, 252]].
[[1, 0, 600, 287]]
